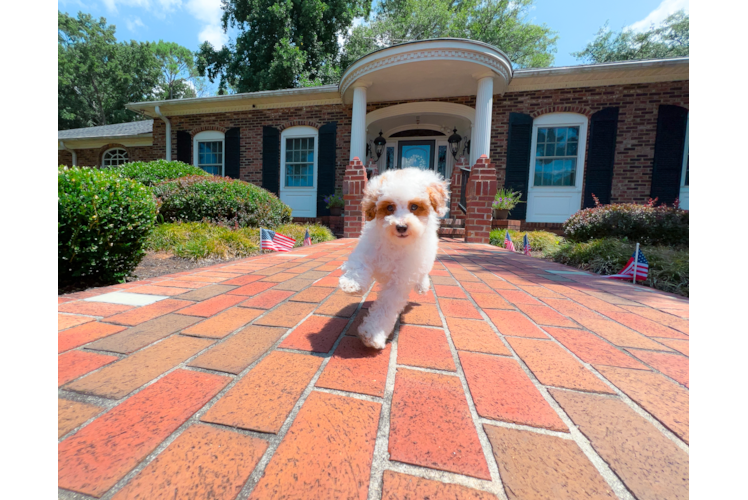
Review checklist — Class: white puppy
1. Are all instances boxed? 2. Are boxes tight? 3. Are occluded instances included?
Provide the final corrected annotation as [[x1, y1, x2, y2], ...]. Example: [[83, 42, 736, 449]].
[[339, 168, 449, 349]]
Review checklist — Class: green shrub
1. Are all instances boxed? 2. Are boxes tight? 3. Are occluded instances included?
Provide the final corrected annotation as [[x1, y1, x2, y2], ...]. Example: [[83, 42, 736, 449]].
[[59, 166, 157, 285], [548, 237, 689, 297], [563, 198, 688, 246], [146, 222, 335, 260], [153, 175, 292, 228], [106, 159, 209, 186], [489, 229, 561, 253]]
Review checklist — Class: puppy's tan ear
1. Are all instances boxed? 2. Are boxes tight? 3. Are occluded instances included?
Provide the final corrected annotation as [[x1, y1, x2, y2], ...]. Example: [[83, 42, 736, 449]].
[[361, 177, 380, 221], [427, 180, 450, 217]]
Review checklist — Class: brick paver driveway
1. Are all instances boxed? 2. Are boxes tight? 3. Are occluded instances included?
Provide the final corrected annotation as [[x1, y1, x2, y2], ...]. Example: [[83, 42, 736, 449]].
[[58, 238, 689, 499]]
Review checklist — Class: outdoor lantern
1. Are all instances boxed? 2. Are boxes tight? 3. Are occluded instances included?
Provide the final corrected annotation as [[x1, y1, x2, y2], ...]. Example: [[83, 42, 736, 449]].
[[448, 127, 462, 160], [373, 130, 387, 160]]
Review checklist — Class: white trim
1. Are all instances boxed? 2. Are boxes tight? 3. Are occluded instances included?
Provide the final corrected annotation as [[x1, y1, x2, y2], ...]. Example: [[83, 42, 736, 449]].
[[102, 147, 129, 167], [193, 130, 225, 176], [526, 113, 589, 223], [366, 102, 475, 128], [382, 124, 446, 138], [280, 126, 319, 217]]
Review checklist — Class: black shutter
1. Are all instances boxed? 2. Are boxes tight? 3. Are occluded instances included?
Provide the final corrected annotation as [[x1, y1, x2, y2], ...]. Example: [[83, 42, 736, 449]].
[[225, 127, 241, 179], [176, 130, 191, 164], [262, 126, 280, 195], [650, 105, 688, 205], [583, 107, 619, 208], [504, 113, 534, 220], [317, 122, 337, 216]]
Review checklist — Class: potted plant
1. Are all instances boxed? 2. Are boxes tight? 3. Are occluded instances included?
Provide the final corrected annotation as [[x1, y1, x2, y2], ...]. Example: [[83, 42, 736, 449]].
[[492, 188, 522, 219], [324, 191, 345, 216]]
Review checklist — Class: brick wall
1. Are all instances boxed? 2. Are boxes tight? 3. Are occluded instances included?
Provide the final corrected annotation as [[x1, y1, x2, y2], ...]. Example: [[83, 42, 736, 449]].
[[57, 144, 159, 168]]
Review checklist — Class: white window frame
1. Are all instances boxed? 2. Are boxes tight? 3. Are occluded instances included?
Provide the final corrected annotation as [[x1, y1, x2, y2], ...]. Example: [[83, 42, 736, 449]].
[[102, 147, 129, 167], [280, 126, 319, 191], [529, 113, 588, 189], [193, 130, 225, 176]]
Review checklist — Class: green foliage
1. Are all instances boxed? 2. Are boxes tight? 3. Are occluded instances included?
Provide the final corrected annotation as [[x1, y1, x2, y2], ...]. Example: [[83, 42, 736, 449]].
[[153, 175, 293, 228], [573, 11, 688, 64], [106, 160, 210, 187], [59, 166, 157, 286], [342, 0, 558, 70], [492, 188, 522, 210], [146, 222, 335, 260], [323, 191, 345, 209], [58, 11, 162, 129], [196, 0, 371, 93], [549, 238, 689, 297], [563, 198, 688, 246], [489, 229, 561, 253], [151, 40, 209, 100]]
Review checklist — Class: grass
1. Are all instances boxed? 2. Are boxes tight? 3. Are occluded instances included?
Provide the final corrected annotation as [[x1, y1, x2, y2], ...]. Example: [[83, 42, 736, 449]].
[[146, 222, 335, 260], [489, 229, 562, 254], [548, 237, 689, 297]]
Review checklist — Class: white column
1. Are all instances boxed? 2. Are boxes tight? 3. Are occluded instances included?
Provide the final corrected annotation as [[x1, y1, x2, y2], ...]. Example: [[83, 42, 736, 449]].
[[472, 75, 494, 163], [350, 84, 368, 161]]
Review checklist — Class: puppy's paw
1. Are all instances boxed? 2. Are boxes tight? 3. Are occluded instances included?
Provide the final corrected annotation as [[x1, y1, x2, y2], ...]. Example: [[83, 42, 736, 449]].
[[338, 275, 363, 295], [415, 276, 430, 294], [359, 331, 387, 350]]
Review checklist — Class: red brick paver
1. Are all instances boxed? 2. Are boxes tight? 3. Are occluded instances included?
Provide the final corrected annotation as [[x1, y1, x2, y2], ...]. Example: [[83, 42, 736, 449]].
[[57, 239, 688, 499]]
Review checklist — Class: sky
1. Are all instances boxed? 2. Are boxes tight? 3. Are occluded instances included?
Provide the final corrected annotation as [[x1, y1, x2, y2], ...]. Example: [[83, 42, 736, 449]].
[[57, 0, 689, 92]]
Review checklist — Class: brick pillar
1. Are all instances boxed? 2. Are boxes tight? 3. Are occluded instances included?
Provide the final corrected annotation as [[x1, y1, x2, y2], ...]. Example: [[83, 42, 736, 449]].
[[450, 156, 469, 219], [343, 157, 367, 238], [465, 155, 498, 244]]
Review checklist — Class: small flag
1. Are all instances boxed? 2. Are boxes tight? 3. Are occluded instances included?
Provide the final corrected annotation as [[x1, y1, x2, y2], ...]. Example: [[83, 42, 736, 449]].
[[303, 229, 312, 247], [504, 231, 516, 252], [523, 233, 531, 256], [606, 245, 649, 281], [260, 228, 296, 252]]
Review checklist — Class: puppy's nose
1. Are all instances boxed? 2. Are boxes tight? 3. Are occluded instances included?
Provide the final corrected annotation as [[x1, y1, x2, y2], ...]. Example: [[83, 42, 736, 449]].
[[396, 224, 408, 234]]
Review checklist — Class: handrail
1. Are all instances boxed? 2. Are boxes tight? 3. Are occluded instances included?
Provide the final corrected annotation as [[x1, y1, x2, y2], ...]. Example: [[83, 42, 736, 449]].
[[458, 166, 470, 214]]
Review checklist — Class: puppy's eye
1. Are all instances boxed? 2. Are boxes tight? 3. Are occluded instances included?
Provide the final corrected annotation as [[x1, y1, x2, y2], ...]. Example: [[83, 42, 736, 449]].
[[410, 204, 418, 212], [387, 205, 395, 212]]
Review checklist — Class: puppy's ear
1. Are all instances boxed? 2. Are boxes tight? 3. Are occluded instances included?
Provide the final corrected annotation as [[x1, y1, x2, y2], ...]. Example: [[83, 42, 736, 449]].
[[427, 180, 450, 217], [361, 178, 380, 221]]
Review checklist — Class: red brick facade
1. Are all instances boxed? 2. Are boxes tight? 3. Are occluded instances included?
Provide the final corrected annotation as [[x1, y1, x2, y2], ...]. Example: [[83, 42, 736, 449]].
[[58, 143, 158, 168], [464, 156, 498, 244]]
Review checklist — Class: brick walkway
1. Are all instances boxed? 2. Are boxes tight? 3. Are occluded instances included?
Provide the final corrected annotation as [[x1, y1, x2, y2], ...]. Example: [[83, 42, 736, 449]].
[[58, 239, 689, 500]]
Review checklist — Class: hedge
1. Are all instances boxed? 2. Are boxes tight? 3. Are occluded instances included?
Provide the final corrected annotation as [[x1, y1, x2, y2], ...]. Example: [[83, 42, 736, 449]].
[[105, 159, 209, 186], [59, 166, 157, 286], [153, 175, 292, 228]]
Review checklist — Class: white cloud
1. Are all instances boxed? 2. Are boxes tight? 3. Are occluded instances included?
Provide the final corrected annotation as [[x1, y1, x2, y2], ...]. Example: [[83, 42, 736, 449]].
[[125, 16, 146, 31], [626, 0, 689, 32], [99, 0, 179, 19], [186, 0, 227, 47]]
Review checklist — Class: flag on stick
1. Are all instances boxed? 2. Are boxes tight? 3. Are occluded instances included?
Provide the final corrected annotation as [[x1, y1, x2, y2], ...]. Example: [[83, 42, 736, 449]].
[[523, 233, 531, 256], [260, 228, 295, 252], [504, 231, 516, 252], [606, 243, 649, 281], [303, 229, 312, 247]]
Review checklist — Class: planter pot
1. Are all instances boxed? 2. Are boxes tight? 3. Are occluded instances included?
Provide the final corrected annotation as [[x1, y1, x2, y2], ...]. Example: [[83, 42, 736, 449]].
[[329, 207, 342, 216], [492, 209, 510, 220]]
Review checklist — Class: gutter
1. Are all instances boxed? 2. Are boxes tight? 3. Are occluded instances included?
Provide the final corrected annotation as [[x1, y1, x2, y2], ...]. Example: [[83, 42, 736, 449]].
[[59, 141, 76, 166], [154, 106, 172, 161]]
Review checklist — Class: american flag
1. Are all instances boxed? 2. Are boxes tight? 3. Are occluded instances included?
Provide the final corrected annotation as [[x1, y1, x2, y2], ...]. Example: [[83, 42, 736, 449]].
[[260, 228, 296, 252], [523, 233, 531, 255], [606, 246, 649, 281], [504, 231, 516, 252], [303, 229, 312, 247]]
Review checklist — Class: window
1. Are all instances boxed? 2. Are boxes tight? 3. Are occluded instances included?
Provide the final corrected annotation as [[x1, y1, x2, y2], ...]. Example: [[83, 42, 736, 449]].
[[534, 126, 579, 186], [193, 131, 225, 176], [285, 137, 315, 187], [102, 148, 128, 166]]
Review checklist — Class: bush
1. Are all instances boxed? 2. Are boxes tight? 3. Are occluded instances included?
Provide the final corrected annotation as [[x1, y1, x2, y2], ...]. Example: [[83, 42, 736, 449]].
[[563, 198, 688, 246], [106, 159, 209, 186], [489, 229, 561, 253], [146, 222, 336, 260], [153, 175, 292, 228], [59, 166, 157, 286], [549, 237, 689, 297]]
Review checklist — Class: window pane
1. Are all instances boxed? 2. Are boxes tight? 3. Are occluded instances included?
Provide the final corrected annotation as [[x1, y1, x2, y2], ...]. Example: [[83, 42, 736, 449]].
[[567, 127, 579, 142], [546, 128, 556, 142], [556, 128, 567, 142], [545, 144, 555, 156], [567, 142, 578, 156], [536, 144, 545, 157], [556, 142, 566, 156], [386, 147, 394, 170], [537, 128, 547, 143]]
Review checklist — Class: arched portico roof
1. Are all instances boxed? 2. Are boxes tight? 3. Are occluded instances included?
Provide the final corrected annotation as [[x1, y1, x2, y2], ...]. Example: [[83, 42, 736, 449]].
[[339, 38, 514, 104]]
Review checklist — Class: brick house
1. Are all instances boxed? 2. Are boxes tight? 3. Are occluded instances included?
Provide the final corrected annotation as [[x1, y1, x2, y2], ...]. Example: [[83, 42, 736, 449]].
[[58, 39, 689, 233]]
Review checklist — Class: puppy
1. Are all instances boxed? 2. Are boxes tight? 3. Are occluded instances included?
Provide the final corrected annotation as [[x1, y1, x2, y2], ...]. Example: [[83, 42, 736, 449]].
[[339, 168, 449, 349]]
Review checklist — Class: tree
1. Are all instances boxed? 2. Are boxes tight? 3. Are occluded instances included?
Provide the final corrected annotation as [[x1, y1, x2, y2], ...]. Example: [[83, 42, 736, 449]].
[[196, 0, 371, 93], [572, 11, 689, 64], [58, 11, 162, 130], [151, 41, 212, 100], [341, 0, 558, 70]]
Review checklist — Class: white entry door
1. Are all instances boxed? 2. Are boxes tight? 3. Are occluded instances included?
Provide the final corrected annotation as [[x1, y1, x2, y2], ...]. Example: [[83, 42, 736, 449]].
[[526, 113, 589, 223], [280, 126, 318, 217]]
